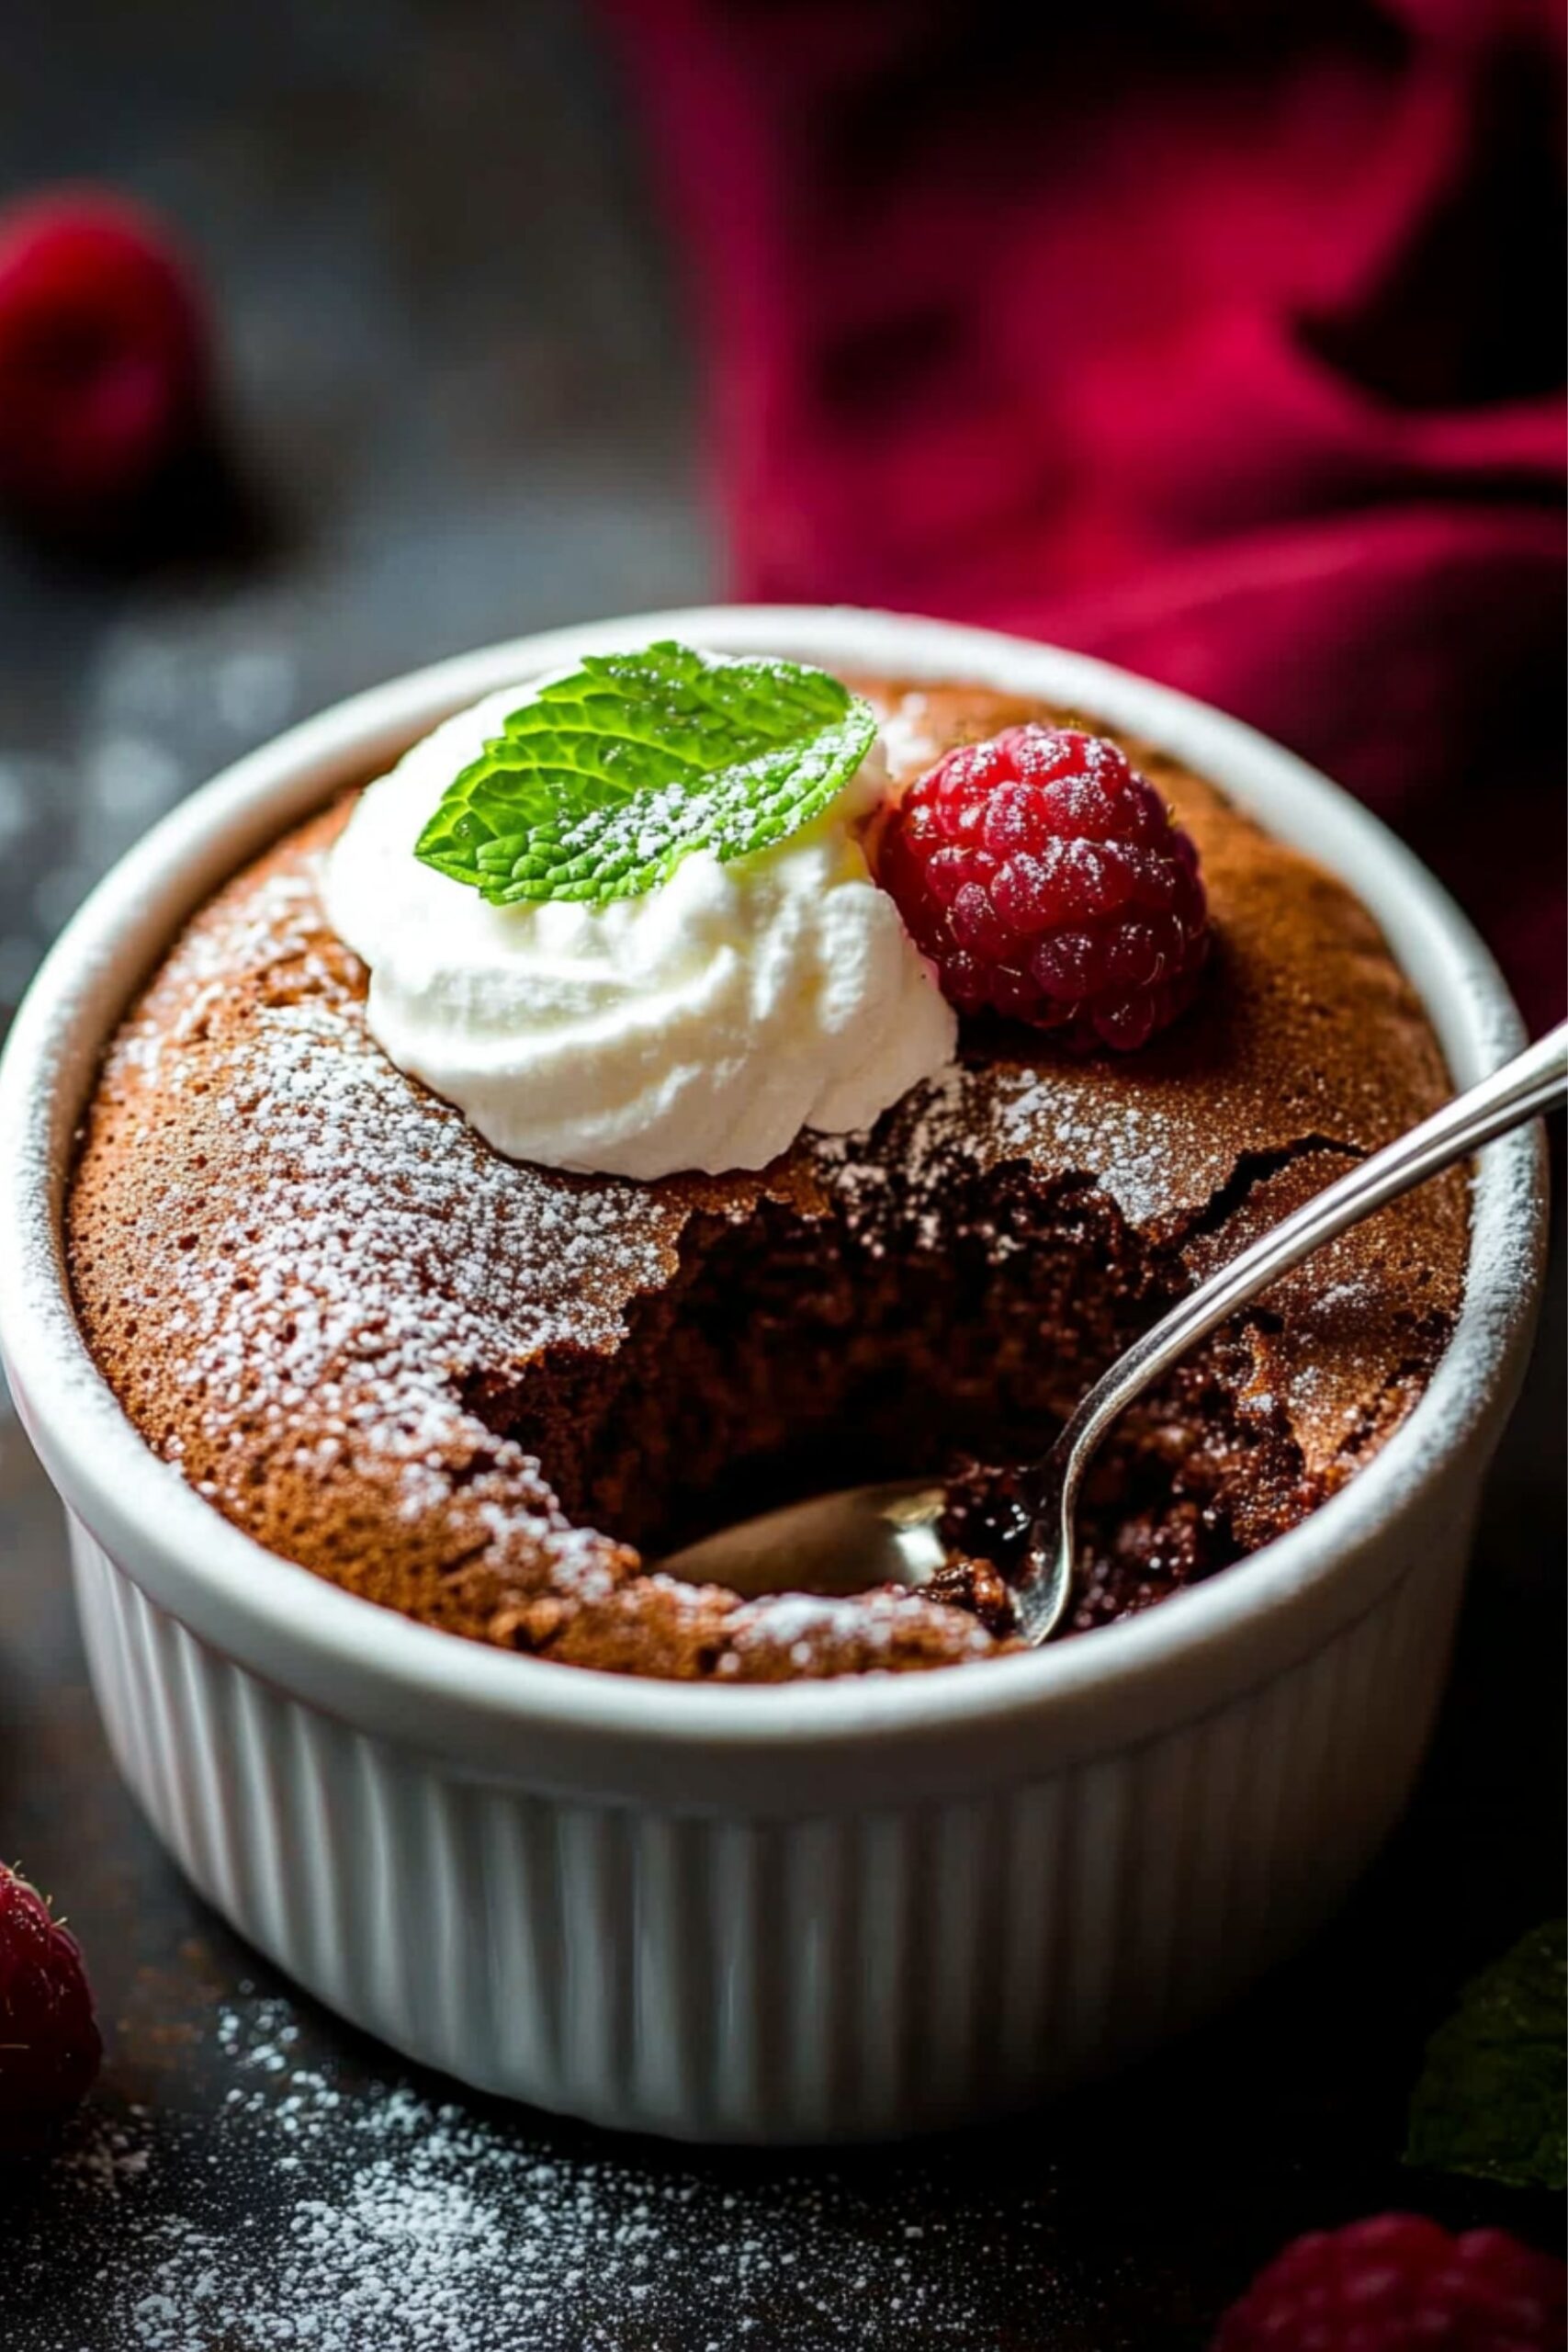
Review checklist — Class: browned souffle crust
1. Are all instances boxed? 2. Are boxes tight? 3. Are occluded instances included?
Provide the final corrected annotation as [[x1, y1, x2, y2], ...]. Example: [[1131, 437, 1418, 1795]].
[[66, 679, 1468, 1681]]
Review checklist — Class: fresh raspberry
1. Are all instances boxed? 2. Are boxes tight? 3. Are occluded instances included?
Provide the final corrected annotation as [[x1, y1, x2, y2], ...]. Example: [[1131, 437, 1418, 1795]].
[[0, 189, 209, 526], [0, 1861, 101, 2147], [1214, 2215, 1568, 2352], [874, 724, 1210, 1048]]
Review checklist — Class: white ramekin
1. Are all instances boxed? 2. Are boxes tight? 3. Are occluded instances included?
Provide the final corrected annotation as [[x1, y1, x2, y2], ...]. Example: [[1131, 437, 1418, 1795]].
[[0, 608, 1547, 2143]]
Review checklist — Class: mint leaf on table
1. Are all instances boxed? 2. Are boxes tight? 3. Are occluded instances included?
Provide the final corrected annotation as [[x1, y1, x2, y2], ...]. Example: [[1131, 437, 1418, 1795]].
[[1404, 1920, 1566, 2191], [414, 640, 878, 908]]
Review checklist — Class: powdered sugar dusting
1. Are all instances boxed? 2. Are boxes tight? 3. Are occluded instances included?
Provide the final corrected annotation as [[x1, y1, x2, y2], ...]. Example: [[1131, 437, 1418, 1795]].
[[21, 1991, 1106, 2351], [991, 1074, 1178, 1228], [84, 841, 681, 1566], [720, 1586, 994, 1673], [815, 1054, 1195, 1238]]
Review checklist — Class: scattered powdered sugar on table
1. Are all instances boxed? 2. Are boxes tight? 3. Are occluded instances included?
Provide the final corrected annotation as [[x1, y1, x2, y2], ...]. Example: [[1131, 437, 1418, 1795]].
[[22, 1992, 1106, 2352]]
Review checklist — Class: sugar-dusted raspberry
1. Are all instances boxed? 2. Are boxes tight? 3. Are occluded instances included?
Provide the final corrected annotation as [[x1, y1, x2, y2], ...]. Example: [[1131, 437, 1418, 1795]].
[[0, 189, 209, 526], [0, 1861, 101, 2149], [1214, 2214, 1568, 2352], [874, 723, 1210, 1048]]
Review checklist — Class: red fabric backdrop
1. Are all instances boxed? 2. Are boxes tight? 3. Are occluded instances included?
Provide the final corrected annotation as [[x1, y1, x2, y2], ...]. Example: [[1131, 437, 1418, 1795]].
[[606, 0, 1565, 1024]]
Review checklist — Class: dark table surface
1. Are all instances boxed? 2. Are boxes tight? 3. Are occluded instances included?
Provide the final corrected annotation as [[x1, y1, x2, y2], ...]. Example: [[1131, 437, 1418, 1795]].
[[1, 6, 1562, 2346]]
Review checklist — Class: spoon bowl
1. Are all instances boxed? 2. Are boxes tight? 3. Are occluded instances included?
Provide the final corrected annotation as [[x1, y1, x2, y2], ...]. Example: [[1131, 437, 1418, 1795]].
[[658, 1480, 946, 1601]]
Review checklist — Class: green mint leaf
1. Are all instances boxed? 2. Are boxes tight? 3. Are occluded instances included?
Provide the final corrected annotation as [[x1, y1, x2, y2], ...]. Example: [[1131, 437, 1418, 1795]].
[[414, 640, 878, 907], [1404, 1920, 1566, 2191]]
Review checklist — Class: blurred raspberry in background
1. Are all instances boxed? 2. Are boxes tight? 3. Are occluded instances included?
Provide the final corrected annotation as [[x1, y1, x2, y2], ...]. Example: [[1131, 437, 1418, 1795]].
[[0, 190, 210, 537], [605, 0, 1566, 1026]]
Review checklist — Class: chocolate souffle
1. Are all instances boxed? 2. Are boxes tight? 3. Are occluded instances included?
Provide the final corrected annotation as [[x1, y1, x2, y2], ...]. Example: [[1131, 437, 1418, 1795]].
[[67, 679, 1467, 1680]]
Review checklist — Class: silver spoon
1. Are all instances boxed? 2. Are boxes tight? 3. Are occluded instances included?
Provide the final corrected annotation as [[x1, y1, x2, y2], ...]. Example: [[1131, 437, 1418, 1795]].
[[660, 1021, 1566, 1643]]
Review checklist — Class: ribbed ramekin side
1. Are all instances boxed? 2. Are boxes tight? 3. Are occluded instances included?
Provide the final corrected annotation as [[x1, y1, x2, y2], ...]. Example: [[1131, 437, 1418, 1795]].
[[68, 1513, 1467, 2143]]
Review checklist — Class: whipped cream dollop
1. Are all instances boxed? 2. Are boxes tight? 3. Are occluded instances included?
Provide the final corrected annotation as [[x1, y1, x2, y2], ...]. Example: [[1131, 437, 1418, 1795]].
[[323, 676, 956, 1181]]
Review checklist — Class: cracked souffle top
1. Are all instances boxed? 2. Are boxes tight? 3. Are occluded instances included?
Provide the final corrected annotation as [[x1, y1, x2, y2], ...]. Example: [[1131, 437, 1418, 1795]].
[[66, 675, 1469, 1681]]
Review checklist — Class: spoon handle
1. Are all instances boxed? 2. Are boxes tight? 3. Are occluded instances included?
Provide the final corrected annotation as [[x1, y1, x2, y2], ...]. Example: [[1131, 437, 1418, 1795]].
[[1017, 1020, 1568, 1645]]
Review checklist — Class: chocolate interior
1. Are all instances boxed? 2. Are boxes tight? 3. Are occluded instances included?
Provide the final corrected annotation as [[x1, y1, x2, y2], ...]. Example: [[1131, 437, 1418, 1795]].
[[457, 1147, 1322, 1636]]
